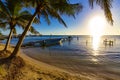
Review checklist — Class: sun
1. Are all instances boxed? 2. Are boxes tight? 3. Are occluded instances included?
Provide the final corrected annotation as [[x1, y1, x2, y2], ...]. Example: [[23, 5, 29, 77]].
[[89, 16, 106, 37], [89, 16, 106, 50]]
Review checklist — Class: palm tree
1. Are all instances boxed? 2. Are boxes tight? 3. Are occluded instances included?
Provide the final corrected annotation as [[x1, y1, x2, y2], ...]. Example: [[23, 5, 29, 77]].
[[0, 31, 2, 36], [9, 0, 82, 58], [0, 0, 40, 51], [89, 0, 113, 25]]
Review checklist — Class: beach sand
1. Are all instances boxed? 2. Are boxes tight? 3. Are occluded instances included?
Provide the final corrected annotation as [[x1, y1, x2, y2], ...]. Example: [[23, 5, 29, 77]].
[[20, 51, 89, 80], [0, 44, 89, 80], [0, 44, 120, 80]]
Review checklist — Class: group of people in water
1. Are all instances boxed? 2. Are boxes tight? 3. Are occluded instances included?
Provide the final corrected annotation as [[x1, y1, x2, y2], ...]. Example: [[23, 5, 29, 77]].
[[68, 36, 116, 47], [103, 39, 115, 46], [85, 38, 115, 47]]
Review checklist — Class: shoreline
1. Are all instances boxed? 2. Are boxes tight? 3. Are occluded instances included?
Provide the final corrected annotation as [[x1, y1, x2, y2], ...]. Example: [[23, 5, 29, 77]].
[[20, 50, 90, 80], [22, 47, 120, 80], [0, 44, 88, 80], [20, 50, 71, 74], [0, 44, 120, 80]]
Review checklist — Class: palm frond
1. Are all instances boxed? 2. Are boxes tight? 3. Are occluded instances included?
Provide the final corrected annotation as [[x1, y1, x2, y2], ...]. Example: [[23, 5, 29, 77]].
[[49, 0, 83, 18], [16, 15, 40, 25], [5, 0, 23, 16], [0, 21, 8, 30], [41, 10, 51, 25], [89, 0, 95, 8], [89, 0, 113, 25], [29, 26, 40, 34], [22, 0, 82, 27], [0, 11, 9, 20], [16, 10, 40, 24], [0, 1, 11, 18], [13, 28, 17, 35], [46, 7, 67, 27]]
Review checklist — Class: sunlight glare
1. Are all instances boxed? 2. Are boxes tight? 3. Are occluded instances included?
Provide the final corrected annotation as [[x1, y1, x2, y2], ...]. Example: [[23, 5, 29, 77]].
[[89, 16, 106, 51], [92, 36, 100, 51], [91, 58, 98, 62]]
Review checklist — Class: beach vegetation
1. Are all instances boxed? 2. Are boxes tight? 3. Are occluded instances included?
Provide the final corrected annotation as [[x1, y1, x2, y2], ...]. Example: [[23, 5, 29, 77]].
[[89, 0, 113, 25], [0, 0, 113, 59], [0, 0, 116, 80], [9, 0, 83, 58], [0, 31, 2, 36], [0, 0, 40, 52]]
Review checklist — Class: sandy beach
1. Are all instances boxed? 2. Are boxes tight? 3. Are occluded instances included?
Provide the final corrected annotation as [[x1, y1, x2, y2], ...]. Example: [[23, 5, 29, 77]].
[[0, 43, 120, 80], [0, 44, 89, 80]]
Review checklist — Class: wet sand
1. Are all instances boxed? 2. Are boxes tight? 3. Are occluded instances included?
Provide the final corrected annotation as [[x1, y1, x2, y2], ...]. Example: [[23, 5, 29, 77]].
[[22, 47, 120, 80]]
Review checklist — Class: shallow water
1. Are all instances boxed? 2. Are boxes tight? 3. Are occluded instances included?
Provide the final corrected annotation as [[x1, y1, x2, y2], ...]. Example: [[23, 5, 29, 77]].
[[4, 35, 120, 79]]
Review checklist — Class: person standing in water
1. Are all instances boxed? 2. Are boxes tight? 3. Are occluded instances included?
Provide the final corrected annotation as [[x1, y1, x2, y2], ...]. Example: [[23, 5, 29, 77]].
[[86, 40, 88, 46]]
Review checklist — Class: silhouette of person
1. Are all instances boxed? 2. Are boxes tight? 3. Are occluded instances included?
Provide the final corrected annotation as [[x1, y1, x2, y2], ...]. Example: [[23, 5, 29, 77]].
[[86, 40, 88, 46]]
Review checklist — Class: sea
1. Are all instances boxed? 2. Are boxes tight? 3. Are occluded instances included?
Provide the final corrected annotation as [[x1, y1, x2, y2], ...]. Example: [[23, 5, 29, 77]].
[[2, 35, 120, 64], [2, 35, 120, 78]]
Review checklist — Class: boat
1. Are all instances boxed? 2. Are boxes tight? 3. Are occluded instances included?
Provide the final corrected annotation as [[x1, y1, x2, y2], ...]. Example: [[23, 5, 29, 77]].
[[22, 38, 63, 47], [38, 38, 62, 47]]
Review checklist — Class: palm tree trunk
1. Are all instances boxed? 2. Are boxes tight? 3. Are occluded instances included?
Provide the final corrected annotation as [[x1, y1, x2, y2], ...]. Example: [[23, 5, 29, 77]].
[[4, 28, 13, 51], [9, 11, 37, 58]]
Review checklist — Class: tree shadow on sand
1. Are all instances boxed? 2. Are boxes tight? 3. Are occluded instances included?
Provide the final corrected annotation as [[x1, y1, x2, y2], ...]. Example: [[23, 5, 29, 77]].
[[0, 51, 25, 80]]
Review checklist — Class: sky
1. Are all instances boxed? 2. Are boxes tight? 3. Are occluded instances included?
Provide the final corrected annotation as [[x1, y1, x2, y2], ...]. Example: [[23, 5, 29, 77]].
[[2, 0, 120, 35]]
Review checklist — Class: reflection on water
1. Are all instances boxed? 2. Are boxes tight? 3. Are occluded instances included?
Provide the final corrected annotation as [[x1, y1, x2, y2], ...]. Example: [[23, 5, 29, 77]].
[[91, 58, 98, 62], [91, 36, 101, 62], [23, 36, 120, 79], [92, 51, 99, 56], [92, 36, 101, 51]]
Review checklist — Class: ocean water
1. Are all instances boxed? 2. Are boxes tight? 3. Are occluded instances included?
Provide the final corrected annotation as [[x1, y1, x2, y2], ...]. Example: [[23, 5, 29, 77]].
[[2, 35, 64, 45], [3, 35, 120, 63], [40, 35, 120, 64], [3, 35, 120, 77]]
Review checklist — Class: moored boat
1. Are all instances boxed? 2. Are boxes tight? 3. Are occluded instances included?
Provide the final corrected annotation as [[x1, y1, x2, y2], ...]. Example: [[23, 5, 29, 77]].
[[22, 38, 63, 47]]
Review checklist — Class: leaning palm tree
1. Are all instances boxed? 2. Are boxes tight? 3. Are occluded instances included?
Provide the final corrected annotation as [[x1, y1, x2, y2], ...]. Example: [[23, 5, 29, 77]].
[[9, 0, 82, 58], [89, 0, 113, 25], [0, 0, 40, 51]]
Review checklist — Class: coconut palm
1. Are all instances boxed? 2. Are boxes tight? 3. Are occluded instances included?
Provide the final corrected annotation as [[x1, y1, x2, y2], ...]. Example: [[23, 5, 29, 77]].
[[9, 0, 82, 58], [89, 0, 113, 25], [0, 0, 40, 51]]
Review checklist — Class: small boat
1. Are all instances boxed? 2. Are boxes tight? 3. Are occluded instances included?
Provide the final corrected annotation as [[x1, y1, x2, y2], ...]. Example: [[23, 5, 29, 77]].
[[22, 38, 63, 47], [39, 38, 62, 47]]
